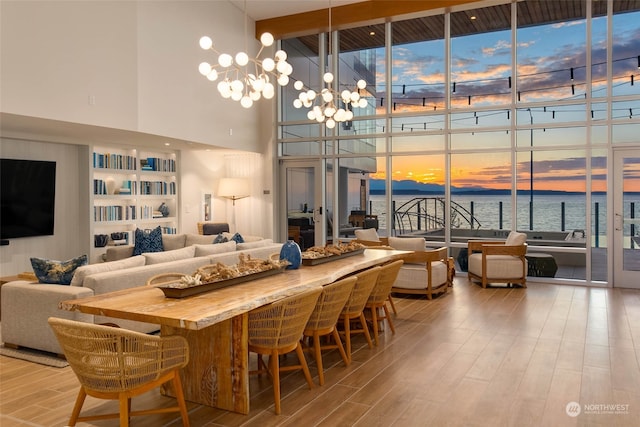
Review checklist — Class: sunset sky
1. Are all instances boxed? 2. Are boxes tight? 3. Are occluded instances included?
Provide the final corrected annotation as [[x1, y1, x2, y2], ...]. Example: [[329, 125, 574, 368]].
[[366, 8, 640, 193]]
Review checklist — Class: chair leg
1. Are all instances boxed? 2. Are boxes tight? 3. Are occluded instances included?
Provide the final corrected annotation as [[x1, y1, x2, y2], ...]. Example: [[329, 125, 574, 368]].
[[332, 328, 350, 366], [359, 312, 374, 349], [383, 304, 395, 334], [387, 294, 397, 315], [68, 387, 87, 426], [342, 314, 352, 363], [270, 349, 281, 415], [313, 333, 325, 386], [119, 395, 130, 427], [295, 342, 314, 389], [172, 371, 190, 427], [370, 306, 380, 345]]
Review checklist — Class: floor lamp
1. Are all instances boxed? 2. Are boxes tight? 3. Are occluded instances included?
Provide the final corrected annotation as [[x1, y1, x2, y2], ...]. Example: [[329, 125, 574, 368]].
[[217, 178, 249, 232]]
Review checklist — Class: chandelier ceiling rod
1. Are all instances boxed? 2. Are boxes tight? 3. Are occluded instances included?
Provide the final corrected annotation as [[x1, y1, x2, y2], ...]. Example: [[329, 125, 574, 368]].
[[291, 0, 368, 129]]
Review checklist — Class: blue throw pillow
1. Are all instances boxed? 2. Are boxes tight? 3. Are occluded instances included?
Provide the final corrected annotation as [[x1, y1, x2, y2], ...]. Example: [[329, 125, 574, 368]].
[[31, 254, 88, 285], [133, 226, 164, 255], [230, 232, 245, 243], [213, 233, 228, 244]]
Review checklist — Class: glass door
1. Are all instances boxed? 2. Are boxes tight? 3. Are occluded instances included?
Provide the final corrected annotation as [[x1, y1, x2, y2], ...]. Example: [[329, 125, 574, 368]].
[[279, 160, 324, 250], [613, 149, 640, 288]]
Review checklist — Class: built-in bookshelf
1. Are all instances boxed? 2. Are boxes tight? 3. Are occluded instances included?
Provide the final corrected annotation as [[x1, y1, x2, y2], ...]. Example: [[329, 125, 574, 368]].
[[89, 145, 179, 263]]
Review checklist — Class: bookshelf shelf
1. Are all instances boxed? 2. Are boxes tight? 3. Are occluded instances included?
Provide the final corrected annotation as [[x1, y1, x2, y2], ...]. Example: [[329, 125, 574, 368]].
[[89, 145, 179, 263]]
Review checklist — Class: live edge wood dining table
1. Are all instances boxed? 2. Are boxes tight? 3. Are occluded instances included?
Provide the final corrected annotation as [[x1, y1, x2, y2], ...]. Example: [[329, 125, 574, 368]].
[[59, 248, 408, 414]]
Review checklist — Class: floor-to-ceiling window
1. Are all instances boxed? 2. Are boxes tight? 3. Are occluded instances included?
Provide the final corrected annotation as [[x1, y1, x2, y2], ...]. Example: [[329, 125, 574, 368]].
[[277, 0, 640, 286]]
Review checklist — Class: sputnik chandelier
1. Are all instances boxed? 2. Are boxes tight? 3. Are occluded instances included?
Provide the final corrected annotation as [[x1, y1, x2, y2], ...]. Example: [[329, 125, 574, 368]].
[[198, 32, 293, 108], [291, 2, 368, 129], [292, 75, 367, 129]]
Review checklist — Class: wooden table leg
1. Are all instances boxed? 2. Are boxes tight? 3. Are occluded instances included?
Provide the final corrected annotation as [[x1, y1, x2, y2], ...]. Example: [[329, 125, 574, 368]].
[[161, 313, 249, 414]]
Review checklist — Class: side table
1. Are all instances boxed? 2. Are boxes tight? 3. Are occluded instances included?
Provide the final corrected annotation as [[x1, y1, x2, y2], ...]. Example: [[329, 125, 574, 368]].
[[525, 253, 558, 277]]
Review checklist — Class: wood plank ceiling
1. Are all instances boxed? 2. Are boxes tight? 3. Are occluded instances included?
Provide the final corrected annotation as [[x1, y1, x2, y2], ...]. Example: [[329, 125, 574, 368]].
[[262, 0, 640, 54]]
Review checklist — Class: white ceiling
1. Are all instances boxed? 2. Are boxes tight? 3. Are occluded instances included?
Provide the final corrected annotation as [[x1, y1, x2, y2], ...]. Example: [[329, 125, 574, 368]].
[[229, 0, 363, 21]]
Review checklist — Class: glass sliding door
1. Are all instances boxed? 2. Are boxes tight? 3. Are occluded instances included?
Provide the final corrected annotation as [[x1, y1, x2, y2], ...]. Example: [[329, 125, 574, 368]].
[[613, 150, 640, 288]]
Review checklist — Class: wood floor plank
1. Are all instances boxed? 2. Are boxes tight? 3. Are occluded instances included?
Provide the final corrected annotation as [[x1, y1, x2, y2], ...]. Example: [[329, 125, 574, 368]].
[[4, 278, 640, 426]]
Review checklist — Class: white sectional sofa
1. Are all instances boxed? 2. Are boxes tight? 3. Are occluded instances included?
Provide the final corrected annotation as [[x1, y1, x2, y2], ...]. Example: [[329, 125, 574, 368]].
[[1, 234, 282, 354]]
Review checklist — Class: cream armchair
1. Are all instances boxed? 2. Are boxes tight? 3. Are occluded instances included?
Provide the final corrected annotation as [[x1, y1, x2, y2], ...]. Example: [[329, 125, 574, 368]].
[[387, 237, 450, 300], [353, 228, 389, 247], [467, 231, 528, 288]]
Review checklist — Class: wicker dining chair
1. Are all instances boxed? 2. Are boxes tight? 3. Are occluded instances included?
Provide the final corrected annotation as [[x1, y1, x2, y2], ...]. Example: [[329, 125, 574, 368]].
[[338, 266, 381, 362], [365, 260, 404, 345], [302, 276, 357, 385], [248, 287, 322, 415], [48, 317, 190, 427]]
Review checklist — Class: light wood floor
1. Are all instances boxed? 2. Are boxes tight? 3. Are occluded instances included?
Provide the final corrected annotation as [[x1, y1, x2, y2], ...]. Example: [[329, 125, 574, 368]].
[[3, 277, 640, 426]]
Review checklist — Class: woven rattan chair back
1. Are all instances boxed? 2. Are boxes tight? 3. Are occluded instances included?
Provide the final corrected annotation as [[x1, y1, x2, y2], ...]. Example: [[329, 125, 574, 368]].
[[248, 287, 322, 352], [48, 317, 190, 427], [248, 287, 322, 414], [342, 266, 381, 316], [306, 276, 357, 332], [366, 260, 404, 345], [339, 266, 381, 362], [303, 276, 357, 385], [369, 260, 404, 305]]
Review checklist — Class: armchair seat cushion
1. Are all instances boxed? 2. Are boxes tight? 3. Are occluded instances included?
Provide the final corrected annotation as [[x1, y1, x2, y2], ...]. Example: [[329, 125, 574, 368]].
[[468, 254, 527, 279], [394, 262, 448, 290]]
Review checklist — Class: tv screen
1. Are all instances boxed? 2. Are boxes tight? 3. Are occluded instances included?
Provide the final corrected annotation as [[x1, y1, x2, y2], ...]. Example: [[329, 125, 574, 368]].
[[1, 158, 56, 239]]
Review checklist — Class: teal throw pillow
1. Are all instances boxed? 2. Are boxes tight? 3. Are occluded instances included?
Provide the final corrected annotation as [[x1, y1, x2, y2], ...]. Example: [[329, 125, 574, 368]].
[[31, 254, 88, 285], [230, 232, 245, 243], [133, 226, 164, 255], [213, 233, 228, 244]]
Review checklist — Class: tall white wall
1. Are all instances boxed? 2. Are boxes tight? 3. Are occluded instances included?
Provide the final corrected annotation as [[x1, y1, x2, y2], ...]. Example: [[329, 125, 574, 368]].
[[0, 1, 139, 130], [0, 138, 89, 276], [0, 0, 266, 152]]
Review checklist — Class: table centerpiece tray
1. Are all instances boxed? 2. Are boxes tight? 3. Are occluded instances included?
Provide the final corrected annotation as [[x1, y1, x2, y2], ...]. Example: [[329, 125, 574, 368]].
[[157, 266, 286, 298], [301, 248, 365, 266]]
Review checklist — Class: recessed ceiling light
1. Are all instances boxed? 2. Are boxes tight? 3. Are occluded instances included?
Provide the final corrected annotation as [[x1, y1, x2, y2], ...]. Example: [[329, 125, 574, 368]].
[[164, 143, 170, 146], [369, 31, 375, 36], [470, 15, 477, 20]]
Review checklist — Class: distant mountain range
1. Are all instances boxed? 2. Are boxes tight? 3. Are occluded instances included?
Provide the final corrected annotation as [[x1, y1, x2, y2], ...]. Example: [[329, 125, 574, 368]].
[[369, 179, 604, 196]]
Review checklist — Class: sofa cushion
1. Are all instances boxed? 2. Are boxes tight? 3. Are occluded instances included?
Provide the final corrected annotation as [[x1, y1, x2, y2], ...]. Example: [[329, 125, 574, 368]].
[[143, 246, 196, 265], [133, 226, 163, 255], [185, 233, 218, 246], [355, 228, 380, 242], [237, 239, 274, 250], [70, 255, 146, 287], [194, 241, 237, 257], [162, 234, 187, 251], [30, 254, 88, 285], [388, 237, 426, 252], [506, 231, 527, 246]]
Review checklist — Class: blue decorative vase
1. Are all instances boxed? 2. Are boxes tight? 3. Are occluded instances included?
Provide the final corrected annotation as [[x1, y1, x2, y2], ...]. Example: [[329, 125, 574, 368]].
[[280, 240, 302, 270]]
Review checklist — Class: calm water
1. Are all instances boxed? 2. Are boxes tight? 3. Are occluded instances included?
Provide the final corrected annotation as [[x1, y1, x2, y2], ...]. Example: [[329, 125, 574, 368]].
[[368, 193, 638, 244]]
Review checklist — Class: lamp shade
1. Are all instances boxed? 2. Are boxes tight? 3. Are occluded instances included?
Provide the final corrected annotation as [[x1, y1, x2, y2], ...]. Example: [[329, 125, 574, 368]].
[[217, 178, 250, 202]]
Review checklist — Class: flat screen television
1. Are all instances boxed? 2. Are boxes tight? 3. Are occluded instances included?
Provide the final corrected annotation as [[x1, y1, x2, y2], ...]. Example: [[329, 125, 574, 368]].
[[1, 158, 56, 239]]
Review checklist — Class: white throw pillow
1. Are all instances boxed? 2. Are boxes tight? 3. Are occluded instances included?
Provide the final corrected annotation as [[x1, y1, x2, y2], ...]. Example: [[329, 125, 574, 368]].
[[143, 246, 196, 265], [388, 236, 426, 251], [505, 231, 527, 246], [355, 228, 380, 242], [194, 241, 237, 257], [70, 255, 146, 287]]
